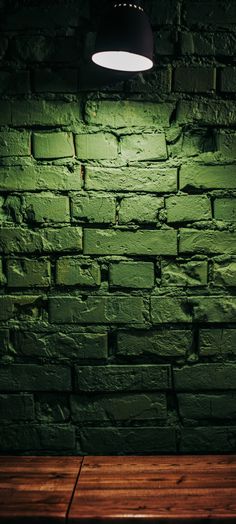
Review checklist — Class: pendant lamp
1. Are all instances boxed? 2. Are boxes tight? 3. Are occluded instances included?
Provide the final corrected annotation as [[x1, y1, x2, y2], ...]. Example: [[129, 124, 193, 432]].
[[92, 1, 153, 73]]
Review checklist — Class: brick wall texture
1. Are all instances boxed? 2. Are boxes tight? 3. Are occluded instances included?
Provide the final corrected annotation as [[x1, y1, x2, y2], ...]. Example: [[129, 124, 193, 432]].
[[0, 0, 236, 454]]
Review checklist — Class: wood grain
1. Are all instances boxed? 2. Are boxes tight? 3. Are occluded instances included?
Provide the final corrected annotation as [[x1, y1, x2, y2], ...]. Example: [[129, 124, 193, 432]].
[[69, 455, 236, 523], [0, 456, 83, 523]]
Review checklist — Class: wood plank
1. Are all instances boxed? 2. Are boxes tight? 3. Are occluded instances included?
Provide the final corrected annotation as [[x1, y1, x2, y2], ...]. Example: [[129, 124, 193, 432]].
[[69, 455, 236, 523], [0, 456, 83, 523]]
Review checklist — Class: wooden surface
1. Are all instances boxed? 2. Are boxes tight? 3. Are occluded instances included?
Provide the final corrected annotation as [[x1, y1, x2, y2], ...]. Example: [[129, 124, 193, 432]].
[[0, 456, 83, 523], [69, 455, 236, 523], [0, 455, 236, 523]]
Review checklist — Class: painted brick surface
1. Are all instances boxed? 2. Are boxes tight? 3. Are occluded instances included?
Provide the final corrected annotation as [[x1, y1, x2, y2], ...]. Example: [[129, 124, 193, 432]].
[[109, 262, 154, 289], [71, 194, 116, 223], [117, 330, 192, 357], [15, 330, 108, 360], [23, 193, 70, 223], [120, 133, 167, 161], [84, 229, 178, 255], [174, 66, 216, 93], [0, 0, 235, 455], [49, 296, 145, 324], [166, 195, 211, 223], [0, 130, 30, 156], [75, 365, 171, 392], [161, 260, 208, 287], [119, 196, 164, 224], [179, 229, 236, 255], [216, 132, 236, 158], [0, 165, 82, 191], [212, 261, 236, 287], [32, 132, 74, 159], [0, 226, 82, 253], [75, 133, 118, 160], [174, 364, 236, 390], [180, 165, 236, 190], [71, 393, 167, 423], [7, 258, 51, 287], [214, 198, 236, 222], [85, 167, 177, 192], [200, 329, 236, 356]]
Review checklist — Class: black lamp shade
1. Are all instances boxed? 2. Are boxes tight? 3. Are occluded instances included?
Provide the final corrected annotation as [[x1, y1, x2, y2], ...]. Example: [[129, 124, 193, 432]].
[[92, 2, 153, 72]]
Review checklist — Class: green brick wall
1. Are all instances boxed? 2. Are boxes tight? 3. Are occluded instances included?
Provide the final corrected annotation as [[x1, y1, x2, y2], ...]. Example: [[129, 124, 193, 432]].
[[0, 0, 236, 455]]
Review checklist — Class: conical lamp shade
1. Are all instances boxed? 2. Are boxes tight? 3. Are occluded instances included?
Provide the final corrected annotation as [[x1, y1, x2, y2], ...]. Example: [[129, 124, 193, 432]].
[[92, 2, 153, 73]]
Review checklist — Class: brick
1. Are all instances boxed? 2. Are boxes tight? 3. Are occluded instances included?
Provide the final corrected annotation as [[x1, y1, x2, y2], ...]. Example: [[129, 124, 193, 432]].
[[33, 69, 78, 93], [49, 296, 145, 324], [0, 130, 30, 157], [180, 32, 214, 55], [75, 365, 171, 392], [174, 364, 236, 391], [0, 165, 82, 191], [151, 296, 236, 323], [75, 133, 118, 160], [154, 31, 175, 55], [0, 71, 30, 94], [85, 166, 177, 193], [200, 329, 236, 356], [7, 258, 51, 288], [220, 67, 236, 92], [161, 260, 208, 287], [0, 101, 11, 125], [0, 227, 82, 254], [80, 427, 176, 454], [12, 35, 77, 63], [181, 129, 215, 157], [166, 195, 211, 223], [177, 100, 236, 126], [149, 0, 178, 25], [214, 198, 236, 222], [213, 260, 236, 287], [71, 393, 167, 423], [0, 329, 10, 355], [178, 393, 236, 420], [32, 132, 74, 159], [110, 262, 154, 289], [71, 194, 116, 224], [179, 229, 236, 255], [0, 424, 75, 452], [0, 365, 71, 391], [216, 132, 236, 158], [119, 196, 164, 224], [0, 394, 34, 421], [185, 0, 236, 26], [85, 100, 175, 128], [23, 193, 70, 224], [174, 66, 216, 93], [0, 295, 43, 321], [128, 65, 172, 93], [84, 229, 177, 255], [117, 330, 192, 357], [1, 2, 89, 30], [0, 36, 8, 60], [37, 424, 76, 451], [120, 134, 167, 161], [15, 330, 108, 360], [181, 32, 236, 57], [180, 164, 236, 191], [35, 393, 70, 423], [56, 257, 100, 287], [180, 427, 236, 453], [0, 257, 6, 285], [12, 100, 82, 127]]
